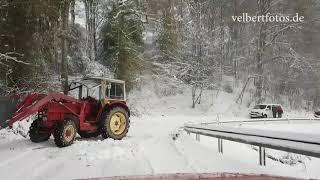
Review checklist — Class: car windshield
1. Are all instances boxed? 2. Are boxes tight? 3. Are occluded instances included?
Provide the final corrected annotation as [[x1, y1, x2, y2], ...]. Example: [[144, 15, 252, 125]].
[[254, 105, 266, 109]]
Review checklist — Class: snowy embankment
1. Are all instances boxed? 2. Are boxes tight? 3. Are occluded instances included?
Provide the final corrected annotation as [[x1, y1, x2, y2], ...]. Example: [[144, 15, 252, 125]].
[[0, 76, 319, 179]]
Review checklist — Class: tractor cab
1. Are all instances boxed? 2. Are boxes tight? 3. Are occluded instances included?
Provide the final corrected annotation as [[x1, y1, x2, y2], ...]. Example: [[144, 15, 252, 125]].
[[68, 77, 126, 102]]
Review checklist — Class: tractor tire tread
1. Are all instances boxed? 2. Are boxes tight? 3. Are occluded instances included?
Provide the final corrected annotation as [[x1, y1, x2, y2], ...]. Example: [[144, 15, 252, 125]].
[[53, 118, 77, 147], [99, 106, 130, 140], [29, 119, 50, 143]]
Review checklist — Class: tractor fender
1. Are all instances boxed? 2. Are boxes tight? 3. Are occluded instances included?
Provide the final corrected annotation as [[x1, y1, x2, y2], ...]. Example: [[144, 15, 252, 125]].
[[103, 102, 130, 117]]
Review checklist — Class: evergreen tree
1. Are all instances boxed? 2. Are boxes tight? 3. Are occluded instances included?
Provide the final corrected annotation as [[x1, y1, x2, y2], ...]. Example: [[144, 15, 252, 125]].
[[158, 0, 178, 62], [100, 0, 144, 89], [0, 0, 61, 94]]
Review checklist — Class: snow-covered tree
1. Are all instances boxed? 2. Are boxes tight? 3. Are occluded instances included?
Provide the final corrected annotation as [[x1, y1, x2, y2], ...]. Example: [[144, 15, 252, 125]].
[[100, 0, 145, 89]]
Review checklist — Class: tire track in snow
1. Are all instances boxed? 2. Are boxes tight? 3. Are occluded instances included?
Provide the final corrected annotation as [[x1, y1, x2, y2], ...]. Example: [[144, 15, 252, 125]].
[[168, 137, 197, 173], [0, 143, 52, 168], [134, 135, 196, 174], [31, 139, 103, 180], [99, 142, 117, 176], [173, 134, 228, 173], [69, 139, 155, 177], [134, 140, 155, 174], [0, 149, 34, 168], [102, 139, 155, 175], [0, 143, 60, 180], [29, 146, 68, 180]]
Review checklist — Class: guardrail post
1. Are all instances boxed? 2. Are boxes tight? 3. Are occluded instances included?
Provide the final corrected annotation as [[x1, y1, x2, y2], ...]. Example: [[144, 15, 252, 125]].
[[218, 138, 223, 153], [196, 134, 200, 141], [187, 131, 190, 135], [259, 146, 266, 166]]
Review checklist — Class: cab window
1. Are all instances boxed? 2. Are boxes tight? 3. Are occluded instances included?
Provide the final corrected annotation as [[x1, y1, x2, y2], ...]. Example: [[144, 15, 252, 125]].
[[106, 83, 124, 100]]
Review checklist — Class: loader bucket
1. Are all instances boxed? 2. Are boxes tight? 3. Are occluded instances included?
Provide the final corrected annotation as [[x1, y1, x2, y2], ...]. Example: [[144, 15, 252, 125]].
[[0, 96, 18, 128], [7, 92, 81, 128]]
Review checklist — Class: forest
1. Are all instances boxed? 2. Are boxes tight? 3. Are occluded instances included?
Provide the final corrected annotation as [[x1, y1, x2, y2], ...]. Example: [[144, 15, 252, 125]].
[[0, 0, 320, 110]]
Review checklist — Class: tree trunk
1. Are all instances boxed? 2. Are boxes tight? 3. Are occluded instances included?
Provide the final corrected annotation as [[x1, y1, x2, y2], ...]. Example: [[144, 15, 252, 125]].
[[93, 3, 97, 60], [192, 86, 197, 108], [219, 2, 224, 84], [70, 0, 75, 26], [255, 0, 270, 103], [233, 0, 238, 80], [191, 85, 203, 108], [61, 0, 70, 95], [84, 0, 97, 61]]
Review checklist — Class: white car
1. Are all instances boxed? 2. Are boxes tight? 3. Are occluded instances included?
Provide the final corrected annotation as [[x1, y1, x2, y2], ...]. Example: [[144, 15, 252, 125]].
[[315, 110, 320, 118], [250, 104, 283, 118]]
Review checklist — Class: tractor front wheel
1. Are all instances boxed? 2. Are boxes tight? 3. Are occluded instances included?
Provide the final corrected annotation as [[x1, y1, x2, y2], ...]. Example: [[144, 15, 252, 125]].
[[53, 118, 77, 147], [29, 119, 51, 143], [100, 107, 130, 140]]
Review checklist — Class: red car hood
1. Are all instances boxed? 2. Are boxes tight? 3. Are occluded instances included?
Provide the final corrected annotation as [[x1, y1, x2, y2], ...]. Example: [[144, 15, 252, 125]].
[[85, 173, 300, 180]]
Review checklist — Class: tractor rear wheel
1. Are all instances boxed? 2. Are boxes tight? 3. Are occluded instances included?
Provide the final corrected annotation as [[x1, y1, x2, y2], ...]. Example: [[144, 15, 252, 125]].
[[53, 118, 77, 147], [100, 107, 130, 140], [29, 119, 51, 143], [78, 131, 100, 138]]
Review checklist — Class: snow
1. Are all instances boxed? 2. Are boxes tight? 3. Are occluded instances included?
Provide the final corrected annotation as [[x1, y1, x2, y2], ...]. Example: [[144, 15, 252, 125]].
[[187, 123, 320, 144], [82, 58, 113, 77], [239, 121, 320, 135], [198, 136, 318, 178], [75, 1, 86, 28], [0, 76, 319, 179], [0, 115, 311, 180]]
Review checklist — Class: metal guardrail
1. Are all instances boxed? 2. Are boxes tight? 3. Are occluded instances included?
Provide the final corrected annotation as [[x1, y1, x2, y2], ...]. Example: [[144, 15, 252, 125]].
[[184, 123, 320, 166], [200, 117, 320, 125]]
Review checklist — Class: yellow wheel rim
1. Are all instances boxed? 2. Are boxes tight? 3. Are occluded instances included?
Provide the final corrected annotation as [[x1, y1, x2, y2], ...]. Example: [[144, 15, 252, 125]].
[[109, 112, 127, 135], [64, 125, 75, 142]]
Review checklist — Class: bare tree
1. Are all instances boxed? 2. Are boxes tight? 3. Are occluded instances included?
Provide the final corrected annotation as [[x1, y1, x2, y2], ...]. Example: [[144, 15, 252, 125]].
[[168, 0, 223, 108]]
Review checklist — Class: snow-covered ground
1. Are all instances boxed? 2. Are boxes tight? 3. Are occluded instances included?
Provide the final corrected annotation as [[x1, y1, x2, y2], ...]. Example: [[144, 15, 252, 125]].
[[240, 121, 320, 134], [1, 115, 318, 179], [0, 77, 319, 179]]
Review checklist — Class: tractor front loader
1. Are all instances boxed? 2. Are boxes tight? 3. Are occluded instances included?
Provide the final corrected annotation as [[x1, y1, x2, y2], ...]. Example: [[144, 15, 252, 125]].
[[4, 77, 130, 147]]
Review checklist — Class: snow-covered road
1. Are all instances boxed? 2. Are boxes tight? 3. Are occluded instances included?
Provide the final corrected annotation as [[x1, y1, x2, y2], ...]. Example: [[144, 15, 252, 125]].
[[0, 115, 319, 179]]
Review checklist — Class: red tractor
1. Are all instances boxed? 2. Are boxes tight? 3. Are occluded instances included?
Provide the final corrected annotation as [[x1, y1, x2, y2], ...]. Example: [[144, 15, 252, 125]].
[[6, 77, 130, 147]]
